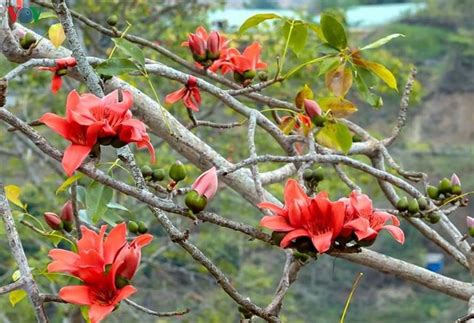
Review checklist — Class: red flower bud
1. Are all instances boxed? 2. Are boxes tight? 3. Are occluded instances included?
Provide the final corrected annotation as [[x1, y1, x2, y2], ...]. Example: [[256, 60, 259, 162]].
[[451, 173, 461, 186], [207, 31, 222, 60], [44, 212, 63, 230], [188, 34, 206, 58], [303, 99, 322, 119], [60, 201, 74, 223]]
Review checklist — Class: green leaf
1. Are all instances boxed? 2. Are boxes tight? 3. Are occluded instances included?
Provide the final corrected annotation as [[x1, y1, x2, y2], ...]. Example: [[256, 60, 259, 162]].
[[239, 13, 281, 34], [365, 61, 398, 90], [307, 23, 326, 42], [354, 68, 383, 108], [320, 13, 347, 50], [80, 306, 91, 323], [76, 186, 87, 206], [106, 202, 129, 212], [39, 11, 57, 20], [318, 97, 358, 118], [316, 122, 352, 154], [95, 58, 139, 76], [47, 231, 64, 247], [86, 181, 113, 223], [113, 38, 145, 66], [56, 173, 83, 195], [360, 33, 405, 51], [283, 55, 328, 79], [102, 211, 124, 226], [9, 289, 27, 307], [318, 56, 340, 76], [281, 20, 308, 55]]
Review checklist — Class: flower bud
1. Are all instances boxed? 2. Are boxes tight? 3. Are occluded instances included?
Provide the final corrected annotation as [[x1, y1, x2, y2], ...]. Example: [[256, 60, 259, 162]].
[[188, 34, 206, 58], [428, 211, 441, 224], [427, 185, 439, 200], [185, 190, 207, 213], [396, 196, 408, 212], [417, 197, 428, 210], [407, 198, 420, 215], [242, 70, 256, 80], [169, 161, 186, 182], [468, 216, 474, 237], [106, 15, 118, 26], [137, 221, 148, 234], [60, 201, 74, 223], [191, 167, 218, 200], [451, 173, 462, 195], [141, 165, 153, 178], [451, 173, 461, 186], [438, 178, 452, 194], [128, 221, 139, 234], [303, 99, 322, 120], [313, 167, 325, 182], [206, 31, 222, 60], [44, 212, 63, 230], [20, 32, 36, 49], [302, 169, 314, 181], [258, 71, 268, 81], [152, 168, 166, 182]]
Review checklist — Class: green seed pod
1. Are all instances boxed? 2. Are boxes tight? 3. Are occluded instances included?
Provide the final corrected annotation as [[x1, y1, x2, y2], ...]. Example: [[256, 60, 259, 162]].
[[271, 231, 286, 246], [428, 212, 441, 224], [427, 185, 439, 200], [396, 196, 408, 212], [451, 185, 462, 195], [185, 190, 207, 213], [438, 178, 452, 194], [302, 169, 314, 181], [417, 197, 428, 210], [127, 221, 139, 234], [138, 221, 148, 234], [152, 168, 166, 181], [257, 71, 268, 81], [407, 198, 420, 215], [242, 70, 256, 80], [106, 15, 118, 26], [313, 167, 325, 182], [141, 165, 153, 178], [469, 227, 474, 238], [169, 161, 186, 182]]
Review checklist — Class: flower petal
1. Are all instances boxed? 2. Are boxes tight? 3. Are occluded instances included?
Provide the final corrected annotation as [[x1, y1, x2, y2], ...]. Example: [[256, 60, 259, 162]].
[[310, 231, 333, 254], [88, 304, 115, 323], [62, 144, 92, 176], [114, 285, 137, 303], [165, 88, 186, 104], [382, 225, 405, 244], [39, 113, 71, 139], [59, 285, 92, 305], [103, 223, 127, 264], [260, 216, 295, 232], [280, 228, 310, 248]]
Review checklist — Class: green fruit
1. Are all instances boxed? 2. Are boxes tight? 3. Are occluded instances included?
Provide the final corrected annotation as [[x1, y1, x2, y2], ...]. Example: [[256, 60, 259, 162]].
[[313, 167, 325, 182], [258, 71, 268, 81], [312, 114, 326, 127], [128, 221, 139, 234], [451, 185, 462, 195], [407, 198, 420, 215], [138, 221, 148, 234], [169, 161, 186, 182], [185, 190, 207, 213], [396, 196, 408, 212], [141, 165, 153, 177], [468, 227, 474, 238], [152, 168, 166, 181], [302, 169, 313, 181], [428, 212, 441, 224], [271, 231, 286, 246], [427, 185, 439, 200], [438, 178, 452, 194], [417, 197, 428, 210], [242, 70, 256, 80], [106, 15, 118, 26]]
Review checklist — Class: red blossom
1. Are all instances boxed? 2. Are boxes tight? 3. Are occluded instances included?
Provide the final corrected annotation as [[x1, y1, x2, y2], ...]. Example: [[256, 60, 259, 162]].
[[38, 57, 76, 94], [192, 167, 218, 199], [229, 42, 267, 75], [48, 223, 153, 323], [40, 89, 155, 176], [339, 191, 405, 244], [183, 26, 229, 67], [165, 76, 201, 111], [259, 179, 345, 254]]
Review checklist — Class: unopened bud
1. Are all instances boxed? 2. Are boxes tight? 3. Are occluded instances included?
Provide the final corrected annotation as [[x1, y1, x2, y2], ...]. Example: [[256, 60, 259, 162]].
[[407, 198, 420, 215], [242, 70, 256, 80], [169, 161, 186, 182], [137, 221, 148, 234], [396, 196, 408, 212], [106, 15, 118, 27], [141, 165, 153, 178], [44, 212, 63, 230], [152, 168, 166, 182], [60, 201, 74, 223], [427, 185, 439, 200], [438, 178, 452, 194], [185, 190, 207, 213], [258, 71, 268, 81], [128, 221, 139, 234]]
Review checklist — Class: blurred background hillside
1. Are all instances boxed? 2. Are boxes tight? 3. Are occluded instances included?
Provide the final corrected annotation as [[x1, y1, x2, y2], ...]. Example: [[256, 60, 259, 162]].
[[0, 0, 473, 322]]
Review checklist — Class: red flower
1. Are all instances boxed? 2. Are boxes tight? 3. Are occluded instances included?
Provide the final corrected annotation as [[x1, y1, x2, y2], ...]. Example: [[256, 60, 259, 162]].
[[165, 76, 201, 112], [40, 89, 155, 176], [229, 42, 267, 75], [339, 191, 405, 244], [259, 179, 345, 254], [48, 223, 153, 323], [192, 167, 218, 199], [183, 26, 229, 67], [38, 57, 76, 94]]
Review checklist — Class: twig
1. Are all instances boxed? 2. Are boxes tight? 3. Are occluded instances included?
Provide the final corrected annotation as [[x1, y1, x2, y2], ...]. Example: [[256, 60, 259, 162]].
[[124, 299, 190, 317], [0, 278, 24, 295], [247, 111, 264, 202]]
